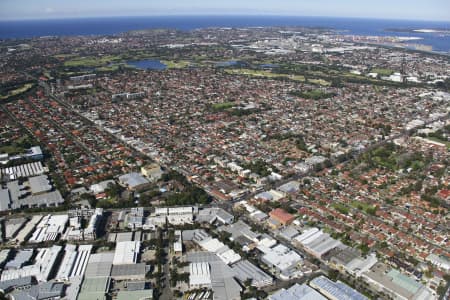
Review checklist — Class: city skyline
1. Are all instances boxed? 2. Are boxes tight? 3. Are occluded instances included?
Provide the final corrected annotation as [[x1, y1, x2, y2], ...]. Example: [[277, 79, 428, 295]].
[[1, 0, 450, 21]]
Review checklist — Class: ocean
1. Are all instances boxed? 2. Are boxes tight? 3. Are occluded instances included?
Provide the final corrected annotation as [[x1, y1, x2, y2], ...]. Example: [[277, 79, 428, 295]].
[[0, 15, 449, 52]]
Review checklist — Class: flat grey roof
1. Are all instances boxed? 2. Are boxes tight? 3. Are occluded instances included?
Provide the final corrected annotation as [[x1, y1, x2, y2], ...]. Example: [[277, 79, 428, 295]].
[[28, 175, 52, 195], [5, 249, 33, 270], [187, 252, 241, 300], [11, 281, 64, 300], [231, 260, 272, 286], [85, 252, 114, 277], [269, 283, 327, 300], [14, 190, 64, 209], [111, 263, 146, 277], [0, 189, 10, 211], [119, 173, 149, 188], [0, 276, 33, 292]]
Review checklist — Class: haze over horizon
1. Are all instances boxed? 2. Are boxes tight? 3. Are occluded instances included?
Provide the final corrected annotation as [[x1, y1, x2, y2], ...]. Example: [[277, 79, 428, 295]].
[[1, 0, 449, 22]]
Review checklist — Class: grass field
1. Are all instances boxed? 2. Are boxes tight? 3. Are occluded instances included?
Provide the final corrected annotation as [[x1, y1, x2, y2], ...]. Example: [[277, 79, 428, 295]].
[[161, 60, 191, 69], [371, 68, 395, 76], [225, 68, 306, 82], [64, 55, 121, 67], [0, 83, 34, 100], [425, 137, 450, 149]]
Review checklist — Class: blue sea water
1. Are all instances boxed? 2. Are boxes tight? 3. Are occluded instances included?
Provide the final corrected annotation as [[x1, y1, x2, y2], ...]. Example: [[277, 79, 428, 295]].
[[0, 15, 449, 52]]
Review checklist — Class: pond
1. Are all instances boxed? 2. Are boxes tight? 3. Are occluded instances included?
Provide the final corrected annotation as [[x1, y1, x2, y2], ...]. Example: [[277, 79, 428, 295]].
[[127, 59, 167, 70]]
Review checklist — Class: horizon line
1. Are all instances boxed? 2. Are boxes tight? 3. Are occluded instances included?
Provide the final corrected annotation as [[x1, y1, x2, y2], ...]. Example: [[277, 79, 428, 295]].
[[1, 14, 450, 23]]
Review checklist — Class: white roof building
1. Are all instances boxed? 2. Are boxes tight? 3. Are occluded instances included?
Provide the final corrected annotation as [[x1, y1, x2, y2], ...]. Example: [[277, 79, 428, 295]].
[[89, 180, 116, 194], [261, 244, 302, 277], [1, 246, 62, 282], [29, 214, 69, 243], [173, 230, 183, 254], [295, 229, 343, 258], [189, 262, 211, 288], [113, 241, 141, 265], [269, 283, 327, 300]]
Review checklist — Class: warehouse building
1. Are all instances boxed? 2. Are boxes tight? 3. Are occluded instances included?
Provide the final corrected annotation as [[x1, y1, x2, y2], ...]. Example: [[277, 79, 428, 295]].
[[0, 249, 11, 268], [0, 161, 45, 180], [116, 289, 153, 300], [189, 262, 211, 288], [231, 260, 273, 288], [113, 241, 141, 265], [56, 244, 78, 281], [310, 275, 368, 300], [77, 276, 111, 300], [118, 173, 151, 191], [14, 215, 43, 243], [111, 263, 147, 281], [260, 244, 303, 279], [0, 276, 34, 294], [1, 245, 62, 282], [187, 252, 241, 300], [29, 214, 68, 243], [28, 175, 52, 195], [0, 189, 10, 211], [173, 230, 183, 255], [363, 263, 436, 300], [4, 217, 27, 240], [5, 249, 33, 270], [84, 252, 114, 278], [269, 283, 327, 300], [294, 228, 343, 259], [10, 281, 65, 300]]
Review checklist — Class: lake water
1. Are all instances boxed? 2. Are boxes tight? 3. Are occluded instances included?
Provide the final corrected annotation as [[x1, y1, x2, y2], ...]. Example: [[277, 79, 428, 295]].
[[127, 59, 166, 70]]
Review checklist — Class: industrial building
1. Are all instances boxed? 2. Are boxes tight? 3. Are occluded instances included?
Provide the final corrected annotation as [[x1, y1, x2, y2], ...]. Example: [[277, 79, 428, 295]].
[[29, 214, 69, 243], [111, 263, 147, 281], [197, 207, 234, 224], [218, 220, 260, 243], [197, 236, 241, 265], [152, 206, 196, 225], [231, 260, 273, 288], [1, 245, 62, 282], [269, 283, 327, 300], [363, 262, 436, 300], [14, 215, 43, 243], [309, 275, 368, 300], [84, 252, 114, 277], [118, 172, 151, 191], [260, 244, 303, 279], [4, 217, 27, 240], [0, 189, 10, 211], [189, 262, 212, 288], [294, 228, 343, 259], [10, 281, 65, 300], [5, 249, 33, 270], [173, 230, 183, 255], [56, 244, 92, 281], [113, 241, 141, 265], [126, 207, 145, 229], [28, 175, 52, 195], [89, 179, 116, 195], [77, 276, 111, 300], [187, 252, 241, 300], [0, 161, 45, 180], [116, 289, 153, 300]]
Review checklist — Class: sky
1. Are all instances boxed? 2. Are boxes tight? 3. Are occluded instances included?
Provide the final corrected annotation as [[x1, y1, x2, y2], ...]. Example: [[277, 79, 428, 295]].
[[1, 0, 449, 22]]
